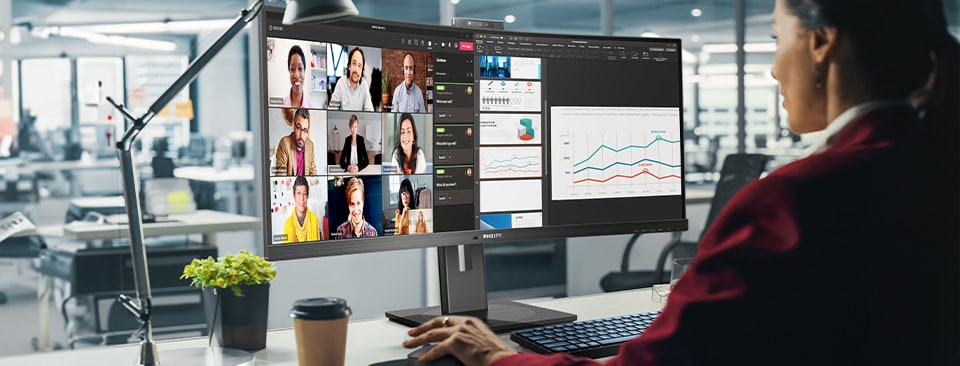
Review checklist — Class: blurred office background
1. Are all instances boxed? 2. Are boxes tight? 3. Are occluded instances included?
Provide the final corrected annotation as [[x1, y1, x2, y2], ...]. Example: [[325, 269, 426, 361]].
[[0, 0, 956, 358]]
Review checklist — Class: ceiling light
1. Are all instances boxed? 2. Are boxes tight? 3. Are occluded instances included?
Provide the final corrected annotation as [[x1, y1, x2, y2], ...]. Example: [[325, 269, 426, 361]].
[[451, 0, 460, 4], [83, 19, 236, 34], [691, 8, 702, 17], [504, 15, 516, 24], [691, 34, 700, 42], [38, 26, 177, 51], [640, 31, 661, 38]]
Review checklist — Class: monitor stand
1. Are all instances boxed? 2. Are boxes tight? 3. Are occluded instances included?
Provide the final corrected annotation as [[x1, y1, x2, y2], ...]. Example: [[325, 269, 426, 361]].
[[386, 243, 576, 334]]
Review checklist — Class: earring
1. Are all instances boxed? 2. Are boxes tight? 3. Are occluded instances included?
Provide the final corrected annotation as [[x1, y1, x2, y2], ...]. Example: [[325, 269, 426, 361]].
[[814, 62, 827, 89]]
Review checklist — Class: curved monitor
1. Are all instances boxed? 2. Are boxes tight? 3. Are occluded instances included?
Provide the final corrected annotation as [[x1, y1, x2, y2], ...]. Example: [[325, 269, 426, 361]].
[[259, 9, 687, 262]]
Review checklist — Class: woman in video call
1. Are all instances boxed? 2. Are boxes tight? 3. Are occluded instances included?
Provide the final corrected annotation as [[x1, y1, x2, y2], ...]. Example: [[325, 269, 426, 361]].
[[336, 177, 378, 238], [415, 210, 427, 234], [402, 0, 959, 365], [339, 114, 369, 173], [283, 176, 319, 243], [392, 113, 426, 174], [281, 45, 312, 108], [394, 178, 415, 235]]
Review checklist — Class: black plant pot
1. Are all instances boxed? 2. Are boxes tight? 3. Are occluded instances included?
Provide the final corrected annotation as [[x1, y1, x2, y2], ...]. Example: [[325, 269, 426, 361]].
[[203, 283, 270, 351]]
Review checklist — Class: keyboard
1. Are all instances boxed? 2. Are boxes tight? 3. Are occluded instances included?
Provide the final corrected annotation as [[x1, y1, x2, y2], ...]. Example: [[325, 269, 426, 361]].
[[509, 310, 661, 359]]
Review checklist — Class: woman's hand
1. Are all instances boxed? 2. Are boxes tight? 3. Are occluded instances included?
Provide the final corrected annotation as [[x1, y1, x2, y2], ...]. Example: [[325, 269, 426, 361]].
[[347, 164, 359, 173], [403, 316, 517, 366]]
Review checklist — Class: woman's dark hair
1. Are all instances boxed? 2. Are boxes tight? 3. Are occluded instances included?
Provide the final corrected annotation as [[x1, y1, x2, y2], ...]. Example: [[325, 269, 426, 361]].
[[293, 175, 309, 196], [398, 178, 414, 211], [288, 45, 305, 69], [395, 113, 420, 173], [785, 0, 957, 119]]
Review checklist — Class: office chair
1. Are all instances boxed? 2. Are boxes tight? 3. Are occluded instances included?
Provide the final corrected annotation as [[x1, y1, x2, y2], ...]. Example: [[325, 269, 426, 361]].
[[374, 153, 382, 165], [600, 153, 769, 292]]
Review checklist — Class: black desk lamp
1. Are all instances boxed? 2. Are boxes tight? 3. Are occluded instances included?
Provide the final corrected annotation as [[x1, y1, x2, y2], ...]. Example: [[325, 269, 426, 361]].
[[105, 1, 357, 365]]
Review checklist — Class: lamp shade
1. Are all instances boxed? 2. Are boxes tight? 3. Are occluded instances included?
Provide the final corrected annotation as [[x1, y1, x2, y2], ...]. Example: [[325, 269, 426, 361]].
[[282, 0, 359, 24]]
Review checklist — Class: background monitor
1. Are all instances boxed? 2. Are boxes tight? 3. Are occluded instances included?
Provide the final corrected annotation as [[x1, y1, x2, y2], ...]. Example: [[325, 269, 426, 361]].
[[258, 7, 687, 332]]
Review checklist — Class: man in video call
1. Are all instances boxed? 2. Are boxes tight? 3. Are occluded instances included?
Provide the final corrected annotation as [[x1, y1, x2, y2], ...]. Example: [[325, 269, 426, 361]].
[[392, 53, 426, 113], [336, 177, 379, 238], [330, 47, 375, 111], [274, 108, 317, 176]]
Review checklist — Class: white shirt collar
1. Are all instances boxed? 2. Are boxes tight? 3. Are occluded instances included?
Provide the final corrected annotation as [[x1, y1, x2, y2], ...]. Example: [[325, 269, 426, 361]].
[[802, 99, 912, 156]]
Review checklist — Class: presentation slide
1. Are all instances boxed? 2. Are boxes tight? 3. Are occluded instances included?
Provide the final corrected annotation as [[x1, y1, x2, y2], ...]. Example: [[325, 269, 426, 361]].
[[478, 56, 541, 79], [479, 212, 543, 230], [478, 146, 542, 180], [479, 113, 542, 145], [480, 179, 542, 213], [479, 80, 541, 112], [550, 106, 683, 201]]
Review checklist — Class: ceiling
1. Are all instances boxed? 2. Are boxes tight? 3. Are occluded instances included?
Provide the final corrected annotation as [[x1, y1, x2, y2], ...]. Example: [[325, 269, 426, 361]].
[[9, 0, 960, 53]]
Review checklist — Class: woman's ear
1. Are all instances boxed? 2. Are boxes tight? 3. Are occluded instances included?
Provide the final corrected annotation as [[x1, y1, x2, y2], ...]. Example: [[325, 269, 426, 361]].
[[810, 27, 839, 64]]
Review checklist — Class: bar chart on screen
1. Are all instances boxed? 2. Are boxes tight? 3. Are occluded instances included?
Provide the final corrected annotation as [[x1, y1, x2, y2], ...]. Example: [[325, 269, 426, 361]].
[[551, 106, 683, 201]]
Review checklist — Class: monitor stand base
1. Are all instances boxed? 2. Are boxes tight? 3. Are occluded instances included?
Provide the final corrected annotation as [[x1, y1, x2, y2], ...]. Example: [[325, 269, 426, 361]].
[[386, 299, 576, 334]]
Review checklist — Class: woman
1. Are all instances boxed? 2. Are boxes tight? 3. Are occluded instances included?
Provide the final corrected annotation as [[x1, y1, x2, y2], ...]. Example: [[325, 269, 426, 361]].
[[392, 113, 426, 174], [402, 1, 959, 365], [414, 210, 427, 234], [283, 176, 319, 243], [394, 178, 415, 235], [339, 114, 369, 173], [281, 45, 312, 108]]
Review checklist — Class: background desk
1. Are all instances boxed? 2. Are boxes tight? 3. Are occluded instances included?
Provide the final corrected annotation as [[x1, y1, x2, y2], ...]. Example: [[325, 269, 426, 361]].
[[0, 288, 663, 365], [59, 209, 259, 245], [174, 166, 255, 215]]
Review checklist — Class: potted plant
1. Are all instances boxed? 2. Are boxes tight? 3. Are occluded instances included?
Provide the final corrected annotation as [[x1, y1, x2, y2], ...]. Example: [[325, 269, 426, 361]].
[[181, 250, 276, 351], [380, 67, 392, 110]]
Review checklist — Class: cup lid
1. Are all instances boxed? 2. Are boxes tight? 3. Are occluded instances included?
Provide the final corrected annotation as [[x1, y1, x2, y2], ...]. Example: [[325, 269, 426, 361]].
[[290, 297, 352, 320]]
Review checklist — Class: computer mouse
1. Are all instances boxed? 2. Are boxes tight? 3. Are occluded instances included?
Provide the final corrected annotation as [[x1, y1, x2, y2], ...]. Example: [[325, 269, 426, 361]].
[[406, 344, 465, 366]]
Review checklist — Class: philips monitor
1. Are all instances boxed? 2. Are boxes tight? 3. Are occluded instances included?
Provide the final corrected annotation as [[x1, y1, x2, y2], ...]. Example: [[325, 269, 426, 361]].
[[258, 6, 687, 333]]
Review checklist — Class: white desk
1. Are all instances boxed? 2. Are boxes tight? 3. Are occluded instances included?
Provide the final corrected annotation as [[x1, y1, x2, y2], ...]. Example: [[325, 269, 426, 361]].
[[0, 288, 663, 365], [60, 209, 260, 245], [174, 166, 255, 215]]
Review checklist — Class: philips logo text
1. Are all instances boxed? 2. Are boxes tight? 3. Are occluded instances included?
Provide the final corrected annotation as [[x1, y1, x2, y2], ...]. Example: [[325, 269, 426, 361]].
[[482, 233, 503, 240]]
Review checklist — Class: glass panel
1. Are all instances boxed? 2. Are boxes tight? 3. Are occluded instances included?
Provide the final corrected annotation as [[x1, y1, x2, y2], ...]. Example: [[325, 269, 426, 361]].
[[77, 57, 123, 133], [20, 58, 71, 132], [125, 55, 190, 158]]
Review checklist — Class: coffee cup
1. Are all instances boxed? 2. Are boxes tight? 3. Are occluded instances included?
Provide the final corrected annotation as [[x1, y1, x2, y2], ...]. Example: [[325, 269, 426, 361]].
[[290, 297, 352, 366]]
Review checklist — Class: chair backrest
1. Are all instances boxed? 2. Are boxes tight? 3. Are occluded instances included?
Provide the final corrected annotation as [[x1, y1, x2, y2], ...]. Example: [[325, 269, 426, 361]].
[[699, 153, 769, 241]]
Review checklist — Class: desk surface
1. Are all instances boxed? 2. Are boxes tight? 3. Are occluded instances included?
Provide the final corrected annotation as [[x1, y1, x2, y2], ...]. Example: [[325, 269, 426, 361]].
[[60, 209, 260, 241], [0, 288, 662, 365], [326, 164, 383, 175], [11, 159, 120, 174]]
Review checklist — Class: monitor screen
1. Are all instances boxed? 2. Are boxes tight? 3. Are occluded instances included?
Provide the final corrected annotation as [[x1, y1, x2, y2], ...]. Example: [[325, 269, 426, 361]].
[[259, 9, 687, 261]]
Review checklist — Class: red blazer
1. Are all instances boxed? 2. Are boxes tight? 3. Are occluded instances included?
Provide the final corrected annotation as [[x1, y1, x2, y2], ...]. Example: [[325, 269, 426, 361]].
[[495, 105, 959, 366]]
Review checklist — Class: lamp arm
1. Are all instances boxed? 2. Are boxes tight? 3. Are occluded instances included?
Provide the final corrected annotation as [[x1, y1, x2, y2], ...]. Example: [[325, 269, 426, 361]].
[[104, 2, 264, 365], [110, 0, 265, 152]]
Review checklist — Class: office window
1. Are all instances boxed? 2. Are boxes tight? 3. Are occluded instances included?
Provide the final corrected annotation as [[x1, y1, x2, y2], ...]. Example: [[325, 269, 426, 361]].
[[20, 58, 71, 132], [77, 57, 124, 135], [125, 55, 190, 156]]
